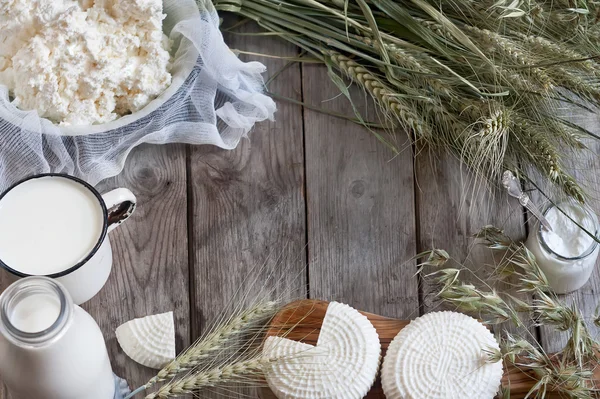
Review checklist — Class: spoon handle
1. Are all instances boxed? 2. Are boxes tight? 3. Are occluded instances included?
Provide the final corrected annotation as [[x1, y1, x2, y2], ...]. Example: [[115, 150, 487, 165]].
[[502, 171, 553, 232], [525, 201, 553, 232]]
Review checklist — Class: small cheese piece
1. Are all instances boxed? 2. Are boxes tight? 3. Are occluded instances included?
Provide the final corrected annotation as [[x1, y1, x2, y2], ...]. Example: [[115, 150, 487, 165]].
[[116, 311, 175, 369], [263, 301, 381, 399], [381, 311, 503, 399]]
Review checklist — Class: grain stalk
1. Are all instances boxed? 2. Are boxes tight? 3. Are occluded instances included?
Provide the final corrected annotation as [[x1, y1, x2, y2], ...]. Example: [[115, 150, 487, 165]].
[[214, 0, 598, 204], [356, 35, 453, 97], [512, 119, 585, 202], [324, 49, 431, 138], [463, 25, 554, 90], [145, 357, 271, 399], [145, 301, 279, 388], [512, 32, 600, 74]]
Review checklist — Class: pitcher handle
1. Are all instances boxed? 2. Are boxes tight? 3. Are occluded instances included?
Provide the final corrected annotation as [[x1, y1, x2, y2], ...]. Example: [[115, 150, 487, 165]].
[[102, 188, 137, 233]]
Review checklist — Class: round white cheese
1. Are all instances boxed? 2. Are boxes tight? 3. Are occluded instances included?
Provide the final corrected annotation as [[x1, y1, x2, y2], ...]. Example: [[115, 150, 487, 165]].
[[263, 301, 381, 399], [381, 311, 503, 399]]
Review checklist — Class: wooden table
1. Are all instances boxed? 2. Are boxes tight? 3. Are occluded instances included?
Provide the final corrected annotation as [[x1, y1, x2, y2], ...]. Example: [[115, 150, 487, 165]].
[[4, 21, 600, 398]]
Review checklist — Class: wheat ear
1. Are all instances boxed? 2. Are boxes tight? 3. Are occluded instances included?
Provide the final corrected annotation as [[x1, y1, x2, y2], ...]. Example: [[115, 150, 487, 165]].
[[145, 357, 270, 399], [548, 69, 600, 106], [463, 25, 554, 90], [323, 50, 430, 139], [513, 32, 600, 73], [414, 17, 450, 39], [511, 118, 585, 202], [377, 42, 453, 98], [146, 301, 278, 388], [356, 35, 426, 71], [461, 108, 510, 183]]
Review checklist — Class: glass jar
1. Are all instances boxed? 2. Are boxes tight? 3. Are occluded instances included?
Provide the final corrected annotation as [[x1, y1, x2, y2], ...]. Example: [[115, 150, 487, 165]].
[[0, 277, 115, 399], [525, 202, 599, 294]]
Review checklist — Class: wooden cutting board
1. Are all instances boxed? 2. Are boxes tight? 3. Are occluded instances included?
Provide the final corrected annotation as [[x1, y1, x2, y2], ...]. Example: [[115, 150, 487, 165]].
[[264, 299, 593, 399]]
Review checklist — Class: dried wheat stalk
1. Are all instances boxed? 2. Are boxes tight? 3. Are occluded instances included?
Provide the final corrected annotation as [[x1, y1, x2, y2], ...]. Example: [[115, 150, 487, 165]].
[[146, 301, 279, 388]]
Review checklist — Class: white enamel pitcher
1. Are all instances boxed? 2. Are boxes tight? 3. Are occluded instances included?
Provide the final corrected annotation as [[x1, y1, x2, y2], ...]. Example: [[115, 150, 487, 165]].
[[0, 174, 136, 304]]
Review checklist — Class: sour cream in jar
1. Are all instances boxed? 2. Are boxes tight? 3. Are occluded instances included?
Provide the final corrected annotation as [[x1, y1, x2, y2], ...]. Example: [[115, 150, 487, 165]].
[[525, 202, 599, 294]]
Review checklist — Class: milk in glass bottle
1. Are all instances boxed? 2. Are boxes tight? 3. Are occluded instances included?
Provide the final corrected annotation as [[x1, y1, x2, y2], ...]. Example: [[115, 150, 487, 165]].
[[0, 277, 115, 399]]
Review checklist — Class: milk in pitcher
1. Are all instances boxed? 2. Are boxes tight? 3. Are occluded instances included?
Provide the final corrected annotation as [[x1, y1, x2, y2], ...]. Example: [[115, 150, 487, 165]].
[[0, 174, 137, 304], [0, 175, 104, 275]]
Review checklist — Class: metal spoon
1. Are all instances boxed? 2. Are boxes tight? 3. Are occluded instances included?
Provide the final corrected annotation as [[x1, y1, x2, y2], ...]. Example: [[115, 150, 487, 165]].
[[502, 170, 553, 232]]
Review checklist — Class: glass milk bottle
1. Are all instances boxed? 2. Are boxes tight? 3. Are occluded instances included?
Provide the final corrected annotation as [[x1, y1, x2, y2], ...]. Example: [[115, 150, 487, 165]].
[[0, 277, 115, 399], [526, 202, 600, 294]]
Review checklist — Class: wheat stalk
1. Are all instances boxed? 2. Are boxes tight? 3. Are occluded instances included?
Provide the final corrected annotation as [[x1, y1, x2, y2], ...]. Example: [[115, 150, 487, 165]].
[[415, 17, 450, 38], [513, 32, 600, 73], [215, 0, 597, 204], [414, 18, 550, 95], [356, 35, 425, 71], [463, 25, 554, 90], [145, 357, 271, 399], [512, 118, 585, 202], [515, 120, 562, 181], [146, 301, 279, 388], [461, 108, 510, 183], [324, 50, 431, 138], [356, 35, 454, 98], [549, 69, 600, 106]]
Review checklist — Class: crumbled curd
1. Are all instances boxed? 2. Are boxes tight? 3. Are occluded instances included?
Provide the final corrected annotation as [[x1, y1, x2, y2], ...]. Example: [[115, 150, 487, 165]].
[[0, 0, 172, 125]]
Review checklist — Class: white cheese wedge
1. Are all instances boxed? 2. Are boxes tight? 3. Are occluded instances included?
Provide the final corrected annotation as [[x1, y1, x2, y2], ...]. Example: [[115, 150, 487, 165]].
[[381, 311, 503, 399], [116, 311, 176, 370], [263, 301, 381, 399]]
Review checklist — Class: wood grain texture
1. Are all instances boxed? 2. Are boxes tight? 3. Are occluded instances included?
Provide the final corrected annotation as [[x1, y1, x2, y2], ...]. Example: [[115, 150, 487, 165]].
[[415, 152, 531, 336], [302, 63, 419, 320], [89, 143, 190, 392], [187, 20, 306, 397]]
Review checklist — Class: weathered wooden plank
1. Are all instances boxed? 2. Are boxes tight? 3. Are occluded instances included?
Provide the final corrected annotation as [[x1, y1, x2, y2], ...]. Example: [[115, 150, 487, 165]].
[[302, 63, 419, 319], [535, 110, 600, 353], [416, 152, 529, 336], [88, 143, 190, 393], [188, 19, 306, 396]]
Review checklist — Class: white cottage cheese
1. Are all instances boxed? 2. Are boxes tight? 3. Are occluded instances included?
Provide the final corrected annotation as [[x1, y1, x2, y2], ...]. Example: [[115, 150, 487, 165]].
[[0, 0, 172, 125], [541, 204, 596, 258], [0, 0, 79, 89]]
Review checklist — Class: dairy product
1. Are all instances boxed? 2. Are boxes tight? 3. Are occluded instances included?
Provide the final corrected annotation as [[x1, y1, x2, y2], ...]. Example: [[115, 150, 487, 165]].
[[10, 293, 61, 333], [541, 203, 595, 258], [0, 175, 104, 275], [526, 202, 599, 294], [0, 0, 172, 125], [0, 175, 137, 305], [0, 0, 79, 89], [263, 301, 381, 399], [0, 278, 115, 399], [116, 311, 176, 369], [381, 311, 503, 399]]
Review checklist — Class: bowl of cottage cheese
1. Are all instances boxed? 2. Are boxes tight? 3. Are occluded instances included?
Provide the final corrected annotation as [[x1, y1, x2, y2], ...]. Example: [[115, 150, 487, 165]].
[[0, 0, 275, 190], [0, 0, 199, 132]]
